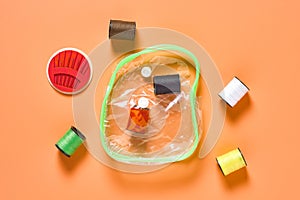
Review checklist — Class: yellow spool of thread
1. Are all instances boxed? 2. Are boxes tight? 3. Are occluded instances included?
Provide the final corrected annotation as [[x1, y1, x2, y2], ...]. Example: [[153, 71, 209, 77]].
[[216, 148, 247, 176]]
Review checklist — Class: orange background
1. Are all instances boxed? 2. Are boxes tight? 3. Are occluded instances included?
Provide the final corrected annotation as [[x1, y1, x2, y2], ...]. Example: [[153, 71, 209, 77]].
[[1, 0, 300, 199]]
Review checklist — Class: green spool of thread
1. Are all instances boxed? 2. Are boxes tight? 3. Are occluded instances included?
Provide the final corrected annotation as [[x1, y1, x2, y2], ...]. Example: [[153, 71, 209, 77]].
[[55, 126, 86, 157]]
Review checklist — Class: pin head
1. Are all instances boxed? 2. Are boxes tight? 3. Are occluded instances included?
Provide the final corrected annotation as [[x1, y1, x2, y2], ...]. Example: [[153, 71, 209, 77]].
[[138, 97, 150, 108], [141, 66, 152, 78]]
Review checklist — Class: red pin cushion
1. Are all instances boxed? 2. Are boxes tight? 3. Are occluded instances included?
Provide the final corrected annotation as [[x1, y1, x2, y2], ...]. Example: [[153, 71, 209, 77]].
[[47, 48, 92, 95]]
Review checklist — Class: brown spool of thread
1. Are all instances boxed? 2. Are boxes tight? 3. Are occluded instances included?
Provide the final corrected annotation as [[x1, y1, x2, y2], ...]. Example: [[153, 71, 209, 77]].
[[109, 20, 136, 40]]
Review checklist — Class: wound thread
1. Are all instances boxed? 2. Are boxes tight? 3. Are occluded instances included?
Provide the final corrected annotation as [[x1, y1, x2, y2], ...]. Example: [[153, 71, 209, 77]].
[[109, 19, 136, 40], [216, 148, 247, 176], [55, 126, 86, 157], [127, 106, 150, 134], [218, 76, 249, 107], [153, 74, 181, 95]]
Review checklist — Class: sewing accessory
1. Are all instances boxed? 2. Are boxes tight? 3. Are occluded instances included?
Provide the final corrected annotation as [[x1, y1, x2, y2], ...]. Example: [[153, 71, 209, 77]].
[[153, 74, 181, 95], [141, 66, 152, 78], [100, 44, 200, 164], [138, 97, 150, 108], [218, 76, 249, 107], [216, 148, 247, 176], [47, 48, 93, 95], [55, 126, 86, 157], [127, 106, 150, 133], [109, 19, 136, 40]]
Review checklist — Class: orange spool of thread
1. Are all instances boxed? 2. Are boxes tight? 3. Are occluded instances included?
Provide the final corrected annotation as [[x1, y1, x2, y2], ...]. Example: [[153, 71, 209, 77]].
[[127, 107, 150, 134], [127, 100, 150, 134]]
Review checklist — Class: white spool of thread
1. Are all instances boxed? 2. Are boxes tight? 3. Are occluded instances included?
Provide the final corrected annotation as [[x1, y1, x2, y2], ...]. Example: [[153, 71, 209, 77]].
[[218, 77, 249, 107]]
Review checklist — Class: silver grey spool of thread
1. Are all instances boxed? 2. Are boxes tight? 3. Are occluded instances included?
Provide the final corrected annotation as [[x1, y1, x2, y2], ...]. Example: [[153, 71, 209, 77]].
[[109, 20, 136, 40]]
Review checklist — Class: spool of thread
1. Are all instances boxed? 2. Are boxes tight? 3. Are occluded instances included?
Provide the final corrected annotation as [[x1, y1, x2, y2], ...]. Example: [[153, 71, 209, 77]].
[[218, 76, 249, 107], [127, 106, 150, 133], [55, 126, 86, 157], [153, 74, 181, 95], [109, 20, 136, 40], [216, 148, 247, 176]]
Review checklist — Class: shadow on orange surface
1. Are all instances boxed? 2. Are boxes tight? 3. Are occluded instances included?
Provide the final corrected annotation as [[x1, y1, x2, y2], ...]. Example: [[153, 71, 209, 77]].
[[218, 166, 249, 189], [227, 93, 252, 122], [109, 152, 202, 190], [57, 144, 87, 173]]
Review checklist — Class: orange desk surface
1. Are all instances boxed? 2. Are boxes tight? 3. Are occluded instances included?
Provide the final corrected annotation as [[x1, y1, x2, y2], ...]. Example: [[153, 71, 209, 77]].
[[1, 1, 300, 199]]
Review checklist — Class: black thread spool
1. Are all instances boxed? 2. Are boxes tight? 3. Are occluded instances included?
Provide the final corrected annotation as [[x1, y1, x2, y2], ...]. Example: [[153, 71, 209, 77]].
[[153, 74, 181, 95], [109, 20, 136, 40]]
